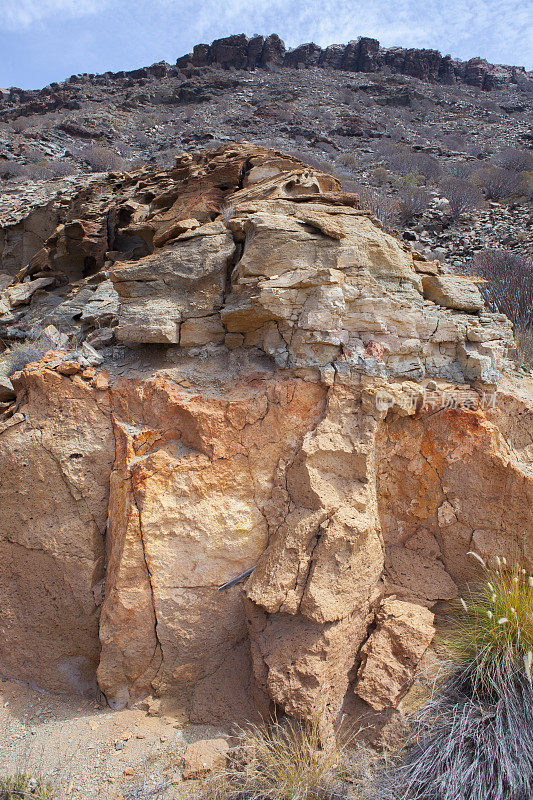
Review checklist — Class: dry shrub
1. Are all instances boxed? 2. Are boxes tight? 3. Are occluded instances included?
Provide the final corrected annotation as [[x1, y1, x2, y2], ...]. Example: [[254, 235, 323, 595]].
[[81, 145, 125, 172], [9, 117, 30, 133], [474, 165, 521, 200], [467, 249, 533, 369], [0, 161, 26, 180], [0, 332, 61, 377], [492, 147, 533, 173], [397, 187, 431, 222], [439, 178, 482, 217], [381, 148, 440, 181], [349, 184, 398, 231], [371, 167, 390, 186], [177, 713, 368, 800], [514, 327, 533, 370], [336, 152, 359, 171], [466, 249, 533, 331]]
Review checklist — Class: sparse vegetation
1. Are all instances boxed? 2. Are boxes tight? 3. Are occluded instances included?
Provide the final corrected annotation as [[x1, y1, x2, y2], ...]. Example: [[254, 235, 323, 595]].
[[0, 334, 60, 377], [397, 187, 431, 223], [0, 773, 55, 799], [350, 184, 399, 231], [474, 165, 520, 200], [80, 145, 125, 173], [372, 554, 533, 800], [466, 249, 533, 366], [439, 178, 483, 217], [176, 713, 368, 800]]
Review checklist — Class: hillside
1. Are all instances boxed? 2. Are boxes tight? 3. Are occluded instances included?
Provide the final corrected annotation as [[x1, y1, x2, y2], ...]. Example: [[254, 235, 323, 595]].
[[1, 35, 532, 298]]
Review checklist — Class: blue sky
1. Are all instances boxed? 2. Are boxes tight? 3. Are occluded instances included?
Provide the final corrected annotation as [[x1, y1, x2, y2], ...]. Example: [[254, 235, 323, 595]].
[[1, 0, 532, 89]]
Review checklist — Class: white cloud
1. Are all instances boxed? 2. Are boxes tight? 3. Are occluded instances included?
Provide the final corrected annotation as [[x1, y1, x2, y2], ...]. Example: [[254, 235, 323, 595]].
[[3, 0, 107, 29], [155, 0, 532, 67]]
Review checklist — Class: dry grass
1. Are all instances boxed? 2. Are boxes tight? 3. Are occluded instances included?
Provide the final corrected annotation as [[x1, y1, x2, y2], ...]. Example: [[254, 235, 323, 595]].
[[0, 773, 55, 799], [176, 713, 369, 800]]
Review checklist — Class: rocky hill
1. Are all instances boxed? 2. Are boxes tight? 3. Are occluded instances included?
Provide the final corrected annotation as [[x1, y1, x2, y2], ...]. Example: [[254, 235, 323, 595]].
[[176, 33, 533, 91], [1, 33, 532, 298], [0, 144, 531, 742]]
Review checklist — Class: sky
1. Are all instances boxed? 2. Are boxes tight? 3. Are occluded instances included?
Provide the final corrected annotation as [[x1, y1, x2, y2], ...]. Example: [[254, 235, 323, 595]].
[[0, 0, 531, 89]]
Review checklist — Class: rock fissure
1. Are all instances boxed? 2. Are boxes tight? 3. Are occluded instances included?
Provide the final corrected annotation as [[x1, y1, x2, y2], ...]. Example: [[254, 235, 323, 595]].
[[130, 475, 164, 668]]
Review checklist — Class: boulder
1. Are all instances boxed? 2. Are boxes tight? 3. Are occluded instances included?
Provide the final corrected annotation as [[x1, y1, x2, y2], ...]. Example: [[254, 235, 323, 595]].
[[422, 275, 484, 312], [355, 599, 435, 710], [181, 738, 230, 779], [0, 375, 15, 401]]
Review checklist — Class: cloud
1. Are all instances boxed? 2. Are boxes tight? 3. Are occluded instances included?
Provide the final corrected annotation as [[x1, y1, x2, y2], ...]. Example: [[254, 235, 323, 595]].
[[1, 0, 531, 88], [154, 0, 532, 67], [3, 0, 107, 29]]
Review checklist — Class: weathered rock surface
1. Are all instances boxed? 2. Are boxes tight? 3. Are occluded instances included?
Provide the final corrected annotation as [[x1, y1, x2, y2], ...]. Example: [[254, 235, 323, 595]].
[[355, 599, 435, 710], [0, 144, 531, 737], [181, 738, 230, 779]]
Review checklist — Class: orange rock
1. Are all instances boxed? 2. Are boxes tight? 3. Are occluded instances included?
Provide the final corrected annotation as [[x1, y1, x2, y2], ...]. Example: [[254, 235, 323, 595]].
[[92, 370, 110, 391], [181, 738, 230, 780], [56, 360, 80, 376]]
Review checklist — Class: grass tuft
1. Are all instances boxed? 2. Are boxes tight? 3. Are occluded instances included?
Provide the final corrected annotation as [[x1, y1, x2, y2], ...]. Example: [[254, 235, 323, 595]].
[[443, 556, 533, 689], [370, 552, 533, 800], [0, 773, 55, 799], [176, 712, 368, 800]]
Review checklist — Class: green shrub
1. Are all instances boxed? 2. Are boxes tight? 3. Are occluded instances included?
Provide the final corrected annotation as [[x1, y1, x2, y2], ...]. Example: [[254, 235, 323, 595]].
[[446, 555, 533, 688]]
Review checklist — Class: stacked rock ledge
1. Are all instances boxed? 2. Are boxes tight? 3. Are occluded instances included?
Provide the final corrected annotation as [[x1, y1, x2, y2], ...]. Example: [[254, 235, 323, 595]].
[[0, 143, 531, 741]]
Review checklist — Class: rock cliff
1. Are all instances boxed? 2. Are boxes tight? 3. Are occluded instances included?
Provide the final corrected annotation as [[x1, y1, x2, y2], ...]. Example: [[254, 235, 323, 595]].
[[0, 144, 531, 736], [176, 34, 532, 92]]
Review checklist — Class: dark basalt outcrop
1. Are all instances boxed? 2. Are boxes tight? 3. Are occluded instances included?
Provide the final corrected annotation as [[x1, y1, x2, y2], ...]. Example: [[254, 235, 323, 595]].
[[176, 33, 531, 91]]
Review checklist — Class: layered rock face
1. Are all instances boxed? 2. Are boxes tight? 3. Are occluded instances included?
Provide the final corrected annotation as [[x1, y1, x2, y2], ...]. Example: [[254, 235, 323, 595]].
[[0, 144, 531, 734], [176, 34, 531, 91]]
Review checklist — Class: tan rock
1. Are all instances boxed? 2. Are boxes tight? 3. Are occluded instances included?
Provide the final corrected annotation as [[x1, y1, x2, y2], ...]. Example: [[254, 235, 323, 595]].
[[110, 223, 235, 344], [181, 738, 230, 779], [92, 370, 110, 391], [98, 376, 326, 714], [421, 275, 484, 312], [355, 599, 435, 710], [56, 360, 80, 376], [0, 367, 114, 695], [82, 367, 97, 380], [180, 316, 225, 348], [0, 144, 530, 739], [6, 276, 54, 306]]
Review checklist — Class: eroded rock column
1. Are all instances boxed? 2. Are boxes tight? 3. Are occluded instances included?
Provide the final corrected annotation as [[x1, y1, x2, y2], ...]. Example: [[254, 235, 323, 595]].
[[245, 383, 384, 729]]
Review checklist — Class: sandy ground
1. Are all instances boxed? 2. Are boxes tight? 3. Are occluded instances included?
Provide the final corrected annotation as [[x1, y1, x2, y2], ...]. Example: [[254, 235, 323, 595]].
[[0, 678, 230, 800]]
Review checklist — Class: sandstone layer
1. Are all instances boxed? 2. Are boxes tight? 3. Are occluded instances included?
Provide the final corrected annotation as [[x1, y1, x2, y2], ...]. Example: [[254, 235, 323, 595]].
[[0, 144, 531, 735]]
